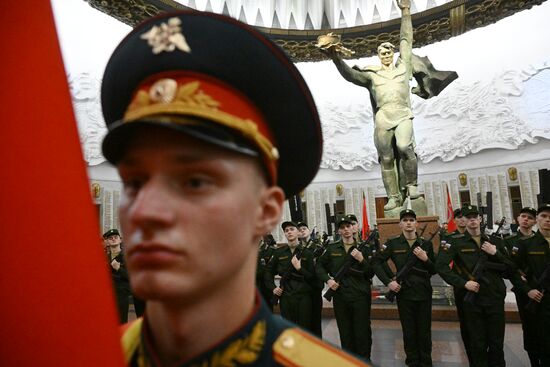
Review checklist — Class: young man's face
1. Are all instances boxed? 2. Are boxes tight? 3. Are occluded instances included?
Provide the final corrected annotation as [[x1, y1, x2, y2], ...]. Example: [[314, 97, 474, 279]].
[[351, 221, 359, 234], [378, 48, 394, 67], [465, 214, 481, 230], [105, 234, 121, 247], [338, 223, 354, 240], [537, 210, 550, 232], [399, 216, 417, 233], [517, 212, 536, 230], [456, 215, 467, 228], [298, 226, 309, 239], [284, 226, 299, 242], [117, 127, 281, 303]]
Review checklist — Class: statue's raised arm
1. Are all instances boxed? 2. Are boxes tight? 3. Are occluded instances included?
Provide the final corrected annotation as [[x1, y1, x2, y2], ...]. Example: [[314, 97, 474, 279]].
[[398, 0, 413, 71]]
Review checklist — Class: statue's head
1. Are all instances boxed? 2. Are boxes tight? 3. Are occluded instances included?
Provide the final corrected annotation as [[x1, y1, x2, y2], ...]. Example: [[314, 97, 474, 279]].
[[377, 42, 395, 67]]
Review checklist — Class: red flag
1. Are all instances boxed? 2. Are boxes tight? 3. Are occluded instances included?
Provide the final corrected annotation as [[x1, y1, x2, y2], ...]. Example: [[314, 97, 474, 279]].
[[0, 2, 124, 366], [446, 185, 457, 233], [361, 191, 370, 240]]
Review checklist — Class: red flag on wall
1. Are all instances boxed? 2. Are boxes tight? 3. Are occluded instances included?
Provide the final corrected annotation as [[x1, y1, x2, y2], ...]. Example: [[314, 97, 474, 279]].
[[0, 2, 124, 366], [446, 185, 457, 233], [362, 191, 370, 240]]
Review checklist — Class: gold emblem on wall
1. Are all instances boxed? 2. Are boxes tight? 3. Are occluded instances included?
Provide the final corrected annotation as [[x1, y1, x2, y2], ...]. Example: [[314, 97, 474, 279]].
[[508, 167, 518, 182], [91, 183, 101, 199], [458, 173, 468, 187], [336, 184, 344, 197]]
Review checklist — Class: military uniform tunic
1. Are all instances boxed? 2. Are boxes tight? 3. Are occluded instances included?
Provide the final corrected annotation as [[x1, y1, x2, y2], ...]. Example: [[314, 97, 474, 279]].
[[373, 234, 435, 367], [121, 295, 372, 367], [316, 240, 374, 360], [435, 232, 514, 367], [265, 245, 315, 332], [512, 231, 550, 366], [302, 237, 325, 338]]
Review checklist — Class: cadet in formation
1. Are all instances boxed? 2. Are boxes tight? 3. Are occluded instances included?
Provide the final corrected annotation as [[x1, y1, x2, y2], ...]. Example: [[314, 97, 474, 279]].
[[257, 234, 276, 311], [503, 207, 537, 365], [373, 209, 436, 367], [436, 205, 515, 367], [316, 215, 375, 361], [100, 10, 370, 366], [511, 204, 550, 366], [297, 221, 325, 338], [266, 221, 315, 332]]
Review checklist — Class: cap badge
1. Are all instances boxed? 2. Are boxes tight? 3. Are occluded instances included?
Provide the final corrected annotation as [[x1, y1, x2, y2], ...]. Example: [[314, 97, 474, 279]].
[[149, 78, 178, 104], [141, 17, 191, 54]]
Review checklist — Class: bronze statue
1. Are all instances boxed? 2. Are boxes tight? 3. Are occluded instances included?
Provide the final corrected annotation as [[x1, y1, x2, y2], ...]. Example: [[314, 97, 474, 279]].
[[317, 0, 457, 215]]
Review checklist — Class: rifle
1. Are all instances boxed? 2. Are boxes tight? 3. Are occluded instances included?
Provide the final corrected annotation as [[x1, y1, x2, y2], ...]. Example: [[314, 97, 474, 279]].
[[385, 225, 433, 302], [323, 229, 378, 302], [525, 262, 550, 314], [463, 217, 507, 304], [271, 246, 305, 306], [312, 232, 330, 258]]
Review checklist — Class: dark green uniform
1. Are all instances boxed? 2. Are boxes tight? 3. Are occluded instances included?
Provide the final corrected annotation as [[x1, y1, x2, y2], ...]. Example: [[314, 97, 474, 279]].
[[440, 229, 472, 365], [436, 231, 514, 367], [265, 244, 315, 332], [374, 234, 436, 367], [302, 236, 325, 338], [257, 240, 275, 311], [316, 239, 375, 360], [512, 231, 550, 366]]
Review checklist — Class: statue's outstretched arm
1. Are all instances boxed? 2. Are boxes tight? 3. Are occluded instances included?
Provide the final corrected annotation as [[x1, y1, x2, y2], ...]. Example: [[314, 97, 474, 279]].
[[327, 49, 370, 87]]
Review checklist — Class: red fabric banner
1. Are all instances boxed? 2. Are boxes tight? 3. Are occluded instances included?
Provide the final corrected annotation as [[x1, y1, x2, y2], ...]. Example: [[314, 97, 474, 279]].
[[446, 185, 457, 233], [361, 191, 370, 240], [0, 2, 124, 366]]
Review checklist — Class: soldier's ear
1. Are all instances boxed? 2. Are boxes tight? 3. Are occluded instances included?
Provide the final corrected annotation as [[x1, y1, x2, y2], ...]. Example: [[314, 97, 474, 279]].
[[255, 186, 285, 236]]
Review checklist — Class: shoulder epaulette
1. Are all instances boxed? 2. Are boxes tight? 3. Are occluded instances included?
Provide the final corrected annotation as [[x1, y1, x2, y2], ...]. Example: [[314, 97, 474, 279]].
[[273, 328, 371, 367]]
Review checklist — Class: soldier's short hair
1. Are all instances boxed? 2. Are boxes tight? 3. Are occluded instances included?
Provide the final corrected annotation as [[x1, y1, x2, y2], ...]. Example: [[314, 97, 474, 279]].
[[377, 42, 395, 54]]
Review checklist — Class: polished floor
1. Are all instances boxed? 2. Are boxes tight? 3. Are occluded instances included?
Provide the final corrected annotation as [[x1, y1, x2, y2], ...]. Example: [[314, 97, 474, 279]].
[[321, 318, 529, 366]]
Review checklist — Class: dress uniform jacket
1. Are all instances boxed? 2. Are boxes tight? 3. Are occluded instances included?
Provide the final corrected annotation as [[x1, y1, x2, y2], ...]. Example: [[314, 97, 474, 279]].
[[121, 295, 372, 366], [265, 245, 315, 297], [436, 232, 513, 304], [316, 240, 374, 298], [373, 234, 436, 301], [257, 241, 275, 308]]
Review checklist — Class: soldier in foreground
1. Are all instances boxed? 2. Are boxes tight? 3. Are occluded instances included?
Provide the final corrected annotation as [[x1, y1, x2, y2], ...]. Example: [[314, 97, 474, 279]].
[[512, 204, 550, 366], [373, 209, 435, 367], [100, 11, 370, 366], [436, 205, 514, 367]]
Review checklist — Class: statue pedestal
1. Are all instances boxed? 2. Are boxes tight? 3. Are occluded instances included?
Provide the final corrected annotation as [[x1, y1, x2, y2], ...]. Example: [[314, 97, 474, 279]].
[[384, 196, 428, 218], [377, 215, 441, 251]]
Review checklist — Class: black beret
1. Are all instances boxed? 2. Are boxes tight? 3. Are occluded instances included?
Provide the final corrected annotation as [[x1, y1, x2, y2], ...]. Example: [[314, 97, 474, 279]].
[[345, 214, 358, 223], [102, 229, 120, 239], [520, 207, 537, 217], [101, 11, 322, 198], [399, 209, 416, 220], [537, 204, 550, 215], [296, 222, 308, 228], [453, 208, 463, 218], [462, 205, 479, 216], [281, 221, 299, 230]]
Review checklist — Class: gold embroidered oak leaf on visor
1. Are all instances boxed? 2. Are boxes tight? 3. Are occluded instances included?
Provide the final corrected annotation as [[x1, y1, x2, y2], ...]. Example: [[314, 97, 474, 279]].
[[123, 79, 280, 163]]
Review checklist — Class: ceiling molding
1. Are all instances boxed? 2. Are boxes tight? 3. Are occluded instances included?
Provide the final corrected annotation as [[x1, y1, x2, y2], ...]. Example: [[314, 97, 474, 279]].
[[86, 0, 547, 62]]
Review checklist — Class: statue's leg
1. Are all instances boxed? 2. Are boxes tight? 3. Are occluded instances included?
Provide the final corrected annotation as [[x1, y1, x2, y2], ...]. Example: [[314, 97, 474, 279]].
[[395, 120, 420, 199], [375, 127, 402, 210]]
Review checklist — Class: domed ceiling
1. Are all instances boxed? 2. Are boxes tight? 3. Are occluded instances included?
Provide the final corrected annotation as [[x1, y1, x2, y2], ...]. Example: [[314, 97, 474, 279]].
[[87, 0, 545, 61]]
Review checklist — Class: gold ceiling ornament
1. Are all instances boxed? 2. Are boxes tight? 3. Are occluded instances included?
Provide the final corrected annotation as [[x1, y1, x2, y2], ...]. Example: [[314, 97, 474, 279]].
[[336, 184, 344, 197], [140, 17, 191, 54], [508, 167, 518, 182], [458, 173, 468, 187]]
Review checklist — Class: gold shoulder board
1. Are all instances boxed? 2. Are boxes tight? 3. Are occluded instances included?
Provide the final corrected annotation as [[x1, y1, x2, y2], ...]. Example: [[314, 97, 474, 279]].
[[273, 328, 371, 367], [121, 318, 143, 364]]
